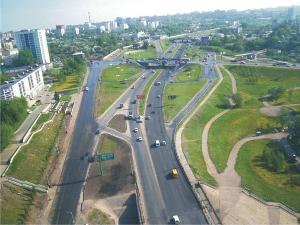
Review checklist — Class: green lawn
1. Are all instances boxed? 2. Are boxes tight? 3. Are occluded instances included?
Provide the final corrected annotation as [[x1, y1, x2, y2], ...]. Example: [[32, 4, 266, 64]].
[[6, 113, 63, 184], [95, 64, 142, 117], [168, 44, 180, 58], [208, 109, 281, 173], [31, 113, 52, 132], [160, 39, 172, 51], [175, 64, 202, 82], [99, 135, 118, 154], [120, 46, 157, 59], [236, 140, 300, 212], [225, 65, 300, 108], [139, 70, 162, 115], [49, 75, 80, 91], [87, 208, 114, 225], [182, 46, 204, 60], [182, 67, 232, 185], [0, 183, 33, 224], [163, 79, 206, 122]]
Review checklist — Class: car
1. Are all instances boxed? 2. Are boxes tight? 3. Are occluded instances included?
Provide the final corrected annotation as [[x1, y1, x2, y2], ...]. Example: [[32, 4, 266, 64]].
[[119, 103, 124, 108], [95, 129, 100, 134], [155, 140, 160, 147], [131, 99, 137, 104], [131, 85, 135, 89], [156, 95, 161, 98], [84, 86, 89, 91], [133, 128, 139, 133], [154, 81, 161, 86], [141, 75, 145, 79], [136, 115, 143, 123], [137, 137, 143, 142], [171, 215, 181, 224], [147, 103, 152, 107], [256, 131, 262, 136], [151, 111, 155, 114], [145, 116, 151, 120], [27, 109, 32, 114], [162, 141, 166, 146], [171, 169, 179, 178]]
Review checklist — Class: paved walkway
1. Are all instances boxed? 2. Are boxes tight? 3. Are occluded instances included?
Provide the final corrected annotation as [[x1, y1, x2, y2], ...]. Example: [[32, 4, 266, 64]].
[[176, 64, 299, 224]]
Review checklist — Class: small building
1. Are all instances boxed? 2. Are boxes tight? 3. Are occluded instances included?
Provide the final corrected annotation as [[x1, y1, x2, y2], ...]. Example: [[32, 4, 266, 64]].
[[0, 65, 44, 101], [72, 51, 85, 59]]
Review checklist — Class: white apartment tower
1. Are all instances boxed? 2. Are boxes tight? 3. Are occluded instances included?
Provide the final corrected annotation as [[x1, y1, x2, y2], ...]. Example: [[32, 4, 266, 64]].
[[14, 29, 50, 64]]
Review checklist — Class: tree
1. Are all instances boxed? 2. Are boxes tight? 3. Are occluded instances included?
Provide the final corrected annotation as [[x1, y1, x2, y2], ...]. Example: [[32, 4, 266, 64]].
[[0, 97, 28, 151], [268, 87, 284, 101], [143, 41, 149, 49], [262, 144, 286, 172], [13, 50, 36, 67], [232, 93, 242, 107]]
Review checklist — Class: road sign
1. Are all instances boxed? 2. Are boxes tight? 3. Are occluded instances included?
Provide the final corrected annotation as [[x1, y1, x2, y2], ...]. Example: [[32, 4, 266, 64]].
[[95, 152, 115, 176], [168, 95, 177, 100], [96, 153, 114, 161], [137, 94, 145, 100]]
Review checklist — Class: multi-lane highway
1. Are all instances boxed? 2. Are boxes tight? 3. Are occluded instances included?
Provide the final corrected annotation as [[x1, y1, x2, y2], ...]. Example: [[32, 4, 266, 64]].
[[53, 42, 217, 224], [52, 61, 121, 224]]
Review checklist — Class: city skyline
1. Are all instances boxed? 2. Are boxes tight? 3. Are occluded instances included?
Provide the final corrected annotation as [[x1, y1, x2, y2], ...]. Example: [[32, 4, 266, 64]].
[[2, 0, 300, 32]]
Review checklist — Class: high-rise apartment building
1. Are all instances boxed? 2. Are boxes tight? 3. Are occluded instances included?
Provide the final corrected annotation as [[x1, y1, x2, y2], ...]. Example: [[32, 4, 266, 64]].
[[14, 29, 50, 64]]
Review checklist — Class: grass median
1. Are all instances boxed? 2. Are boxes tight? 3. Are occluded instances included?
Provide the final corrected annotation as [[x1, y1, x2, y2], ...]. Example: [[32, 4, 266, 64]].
[[120, 46, 157, 59], [163, 64, 205, 122], [181, 67, 231, 186], [236, 139, 300, 212], [95, 64, 142, 117], [139, 70, 162, 115], [182, 46, 204, 60], [160, 39, 172, 51]]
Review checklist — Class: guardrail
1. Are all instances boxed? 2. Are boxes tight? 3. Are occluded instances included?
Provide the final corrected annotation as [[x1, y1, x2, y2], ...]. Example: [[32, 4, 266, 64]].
[[7, 177, 48, 193], [242, 189, 300, 219]]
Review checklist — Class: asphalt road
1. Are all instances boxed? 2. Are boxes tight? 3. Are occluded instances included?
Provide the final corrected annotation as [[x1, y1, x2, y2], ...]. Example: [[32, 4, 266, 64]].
[[52, 60, 120, 224], [140, 49, 217, 224]]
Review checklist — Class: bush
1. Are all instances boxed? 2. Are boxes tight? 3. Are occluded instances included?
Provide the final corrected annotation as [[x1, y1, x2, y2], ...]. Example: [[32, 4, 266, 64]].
[[0, 97, 28, 150], [262, 143, 286, 172]]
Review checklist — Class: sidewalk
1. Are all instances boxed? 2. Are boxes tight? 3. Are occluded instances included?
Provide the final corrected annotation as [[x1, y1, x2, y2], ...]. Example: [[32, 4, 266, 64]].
[[0, 98, 52, 175]]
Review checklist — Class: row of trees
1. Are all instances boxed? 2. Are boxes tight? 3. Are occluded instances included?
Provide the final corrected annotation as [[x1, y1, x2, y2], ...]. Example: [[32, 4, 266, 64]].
[[12, 50, 37, 67], [0, 97, 28, 151], [207, 21, 300, 62]]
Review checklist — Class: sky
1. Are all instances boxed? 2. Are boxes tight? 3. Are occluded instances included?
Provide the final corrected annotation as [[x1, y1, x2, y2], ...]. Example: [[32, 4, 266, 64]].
[[1, 0, 300, 32]]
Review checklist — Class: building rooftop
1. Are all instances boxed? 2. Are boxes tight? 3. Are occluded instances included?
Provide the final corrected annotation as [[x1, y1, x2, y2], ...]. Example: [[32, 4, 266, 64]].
[[0, 64, 41, 91]]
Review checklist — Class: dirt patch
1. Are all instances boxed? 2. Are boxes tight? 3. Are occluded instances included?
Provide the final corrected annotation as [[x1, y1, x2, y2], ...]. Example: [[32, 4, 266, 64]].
[[81, 134, 139, 225], [108, 114, 127, 133], [260, 106, 281, 117], [85, 134, 135, 199]]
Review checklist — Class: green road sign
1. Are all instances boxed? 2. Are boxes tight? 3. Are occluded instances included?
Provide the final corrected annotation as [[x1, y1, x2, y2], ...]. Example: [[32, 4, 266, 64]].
[[100, 153, 114, 161], [95, 152, 115, 176]]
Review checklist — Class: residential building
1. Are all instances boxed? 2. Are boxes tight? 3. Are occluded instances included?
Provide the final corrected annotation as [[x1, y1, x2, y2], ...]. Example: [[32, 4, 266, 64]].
[[56, 25, 66, 36], [139, 18, 147, 27], [0, 65, 44, 101], [288, 6, 296, 20], [14, 29, 50, 64]]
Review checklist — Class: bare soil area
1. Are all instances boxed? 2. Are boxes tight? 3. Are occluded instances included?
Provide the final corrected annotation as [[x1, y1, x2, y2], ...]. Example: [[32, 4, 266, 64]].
[[81, 134, 139, 224], [108, 114, 127, 133]]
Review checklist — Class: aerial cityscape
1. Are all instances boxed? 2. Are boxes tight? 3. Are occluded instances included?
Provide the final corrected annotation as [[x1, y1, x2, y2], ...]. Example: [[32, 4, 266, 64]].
[[1, 1, 300, 224]]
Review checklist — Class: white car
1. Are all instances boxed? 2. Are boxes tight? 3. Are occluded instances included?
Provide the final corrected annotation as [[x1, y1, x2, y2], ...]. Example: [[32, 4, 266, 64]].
[[156, 95, 161, 98], [137, 137, 143, 142], [133, 128, 139, 133], [171, 215, 181, 224]]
